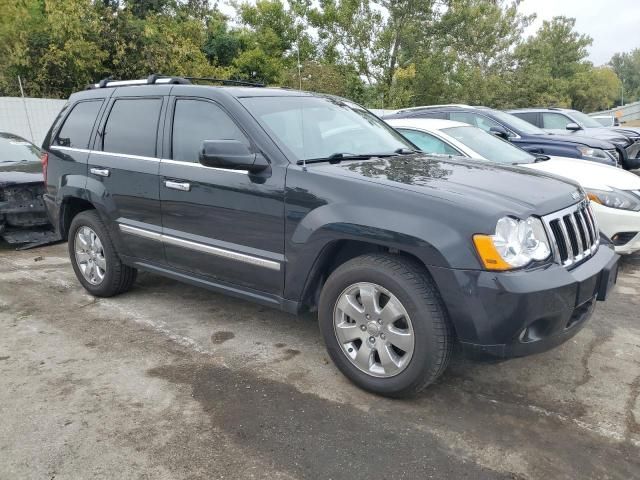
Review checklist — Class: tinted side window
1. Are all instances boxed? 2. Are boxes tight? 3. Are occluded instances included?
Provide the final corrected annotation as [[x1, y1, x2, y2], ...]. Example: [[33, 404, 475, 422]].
[[513, 112, 539, 127], [398, 129, 460, 155], [103, 98, 162, 157], [55, 100, 103, 148], [542, 113, 571, 129], [172, 99, 249, 162]]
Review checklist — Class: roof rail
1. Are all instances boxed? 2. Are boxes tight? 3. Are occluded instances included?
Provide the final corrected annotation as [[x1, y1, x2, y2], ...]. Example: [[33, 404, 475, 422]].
[[396, 104, 473, 113], [184, 77, 265, 87], [87, 74, 265, 90], [88, 74, 191, 89]]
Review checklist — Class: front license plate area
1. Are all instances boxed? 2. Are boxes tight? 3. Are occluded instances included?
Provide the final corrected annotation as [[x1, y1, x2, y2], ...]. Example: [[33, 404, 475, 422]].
[[576, 274, 599, 306]]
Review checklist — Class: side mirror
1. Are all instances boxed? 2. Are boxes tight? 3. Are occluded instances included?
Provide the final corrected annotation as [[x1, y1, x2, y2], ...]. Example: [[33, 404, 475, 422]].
[[489, 125, 510, 140], [199, 140, 268, 173], [565, 122, 581, 131]]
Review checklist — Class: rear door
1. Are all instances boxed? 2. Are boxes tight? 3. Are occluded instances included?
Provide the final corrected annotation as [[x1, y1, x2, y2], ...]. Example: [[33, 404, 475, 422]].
[[88, 88, 167, 262], [159, 96, 286, 295]]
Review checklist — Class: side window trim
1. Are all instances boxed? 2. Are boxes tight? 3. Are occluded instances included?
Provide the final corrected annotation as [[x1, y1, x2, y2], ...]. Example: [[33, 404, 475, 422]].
[[97, 96, 165, 157], [166, 96, 253, 163], [53, 99, 105, 149]]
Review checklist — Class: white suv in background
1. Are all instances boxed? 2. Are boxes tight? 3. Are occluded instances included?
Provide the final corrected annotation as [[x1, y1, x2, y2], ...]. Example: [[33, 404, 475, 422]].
[[387, 118, 640, 255]]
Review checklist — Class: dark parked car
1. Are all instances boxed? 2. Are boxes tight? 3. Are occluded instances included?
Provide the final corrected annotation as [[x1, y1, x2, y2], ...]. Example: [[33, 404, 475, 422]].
[[42, 77, 618, 397], [383, 105, 621, 167], [508, 108, 640, 170], [0, 132, 57, 246]]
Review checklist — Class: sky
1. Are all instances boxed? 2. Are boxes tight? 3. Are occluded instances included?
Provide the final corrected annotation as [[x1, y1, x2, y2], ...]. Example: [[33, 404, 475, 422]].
[[519, 0, 640, 66]]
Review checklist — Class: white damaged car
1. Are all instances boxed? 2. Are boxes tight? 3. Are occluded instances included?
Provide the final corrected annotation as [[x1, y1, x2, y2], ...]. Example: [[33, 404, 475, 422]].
[[387, 118, 640, 254]]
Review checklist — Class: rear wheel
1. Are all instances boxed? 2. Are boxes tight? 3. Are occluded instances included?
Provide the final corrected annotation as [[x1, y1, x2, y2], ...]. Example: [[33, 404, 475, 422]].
[[318, 253, 453, 397], [68, 210, 137, 297]]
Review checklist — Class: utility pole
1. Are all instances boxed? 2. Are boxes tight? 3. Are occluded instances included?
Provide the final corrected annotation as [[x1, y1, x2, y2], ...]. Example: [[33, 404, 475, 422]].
[[296, 21, 302, 90]]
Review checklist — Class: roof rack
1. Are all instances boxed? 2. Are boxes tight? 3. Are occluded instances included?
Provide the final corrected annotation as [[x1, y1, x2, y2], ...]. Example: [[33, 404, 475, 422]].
[[87, 74, 265, 90], [88, 74, 191, 89], [185, 77, 265, 87]]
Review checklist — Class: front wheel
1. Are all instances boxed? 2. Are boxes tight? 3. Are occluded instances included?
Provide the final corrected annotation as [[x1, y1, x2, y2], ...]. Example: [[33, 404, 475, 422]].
[[318, 253, 453, 397]]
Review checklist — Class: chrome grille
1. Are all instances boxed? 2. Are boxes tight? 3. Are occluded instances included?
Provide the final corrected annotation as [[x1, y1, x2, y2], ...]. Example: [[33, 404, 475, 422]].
[[542, 201, 599, 267]]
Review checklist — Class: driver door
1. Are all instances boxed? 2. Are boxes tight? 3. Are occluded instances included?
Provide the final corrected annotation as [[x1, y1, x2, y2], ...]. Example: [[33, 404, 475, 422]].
[[159, 97, 286, 295]]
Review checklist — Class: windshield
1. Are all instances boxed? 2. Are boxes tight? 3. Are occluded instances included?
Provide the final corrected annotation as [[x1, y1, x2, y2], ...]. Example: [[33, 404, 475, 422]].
[[490, 110, 547, 135], [568, 110, 605, 128], [594, 117, 614, 127], [0, 135, 40, 163], [442, 126, 535, 164], [240, 96, 414, 161]]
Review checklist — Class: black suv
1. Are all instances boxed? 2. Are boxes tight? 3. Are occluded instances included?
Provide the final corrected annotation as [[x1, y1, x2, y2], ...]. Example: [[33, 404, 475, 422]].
[[508, 107, 640, 170], [383, 105, 622, 167], [42, 77, 619, 397]]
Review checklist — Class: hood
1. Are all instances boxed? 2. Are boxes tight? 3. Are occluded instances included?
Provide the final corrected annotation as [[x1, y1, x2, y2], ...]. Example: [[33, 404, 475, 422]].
[[526, 132, 616, 150], [312, 154, 582, 216], [0, 159, 44, 186], [545, 127, 631, 146], [523, 156, 640, 191], [611, 127, 640, 138]]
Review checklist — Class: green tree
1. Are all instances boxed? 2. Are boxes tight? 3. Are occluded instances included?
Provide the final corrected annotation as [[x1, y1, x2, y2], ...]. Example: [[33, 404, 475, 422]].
[[570, 66, 621, 112], [508, 16, 592, 108], [609, 48, 640, 104]]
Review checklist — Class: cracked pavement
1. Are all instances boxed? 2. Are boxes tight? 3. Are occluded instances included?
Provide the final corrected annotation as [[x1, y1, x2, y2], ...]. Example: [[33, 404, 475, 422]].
[[0, 242, 639, 479]]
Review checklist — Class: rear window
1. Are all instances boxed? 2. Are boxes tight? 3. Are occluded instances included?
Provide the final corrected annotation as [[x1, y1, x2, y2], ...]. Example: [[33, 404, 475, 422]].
[[54, 100, 103, 148], [102, 98, 163, 157]]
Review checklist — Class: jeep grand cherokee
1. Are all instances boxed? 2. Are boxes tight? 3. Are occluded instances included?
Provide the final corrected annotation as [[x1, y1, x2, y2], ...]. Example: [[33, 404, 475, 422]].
[[42, 76, 619, 397]]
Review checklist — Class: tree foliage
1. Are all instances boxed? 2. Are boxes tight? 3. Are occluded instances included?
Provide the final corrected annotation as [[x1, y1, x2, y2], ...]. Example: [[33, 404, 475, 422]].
[[0, 0, 627, 113]]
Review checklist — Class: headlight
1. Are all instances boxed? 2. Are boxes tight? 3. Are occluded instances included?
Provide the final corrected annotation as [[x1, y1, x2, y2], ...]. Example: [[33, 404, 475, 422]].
[[586, 188, 640, 211], [473, 216, 551, 270], [577, 146, 613, 163]]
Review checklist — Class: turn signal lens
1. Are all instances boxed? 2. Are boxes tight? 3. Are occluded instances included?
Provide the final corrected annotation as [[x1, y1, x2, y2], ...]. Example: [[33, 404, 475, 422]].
[[587, 193, 602, 204], [473, 234, 514, 271]]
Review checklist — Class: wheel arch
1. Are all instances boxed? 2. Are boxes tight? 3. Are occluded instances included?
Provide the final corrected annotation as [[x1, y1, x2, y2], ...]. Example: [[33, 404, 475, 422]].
[[59, 196, 96, 240]]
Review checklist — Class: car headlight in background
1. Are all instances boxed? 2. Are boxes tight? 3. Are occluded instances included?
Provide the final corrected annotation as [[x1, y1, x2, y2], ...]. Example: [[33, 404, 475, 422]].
[[473, 216, 551, 270], [586, 188, 640, 211], [576, 146, 614, 163]]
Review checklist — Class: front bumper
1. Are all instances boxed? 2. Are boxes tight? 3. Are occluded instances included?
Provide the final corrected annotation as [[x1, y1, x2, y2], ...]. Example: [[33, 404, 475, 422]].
[[429, 244, 619, 359], [592, 202, 640, 254]]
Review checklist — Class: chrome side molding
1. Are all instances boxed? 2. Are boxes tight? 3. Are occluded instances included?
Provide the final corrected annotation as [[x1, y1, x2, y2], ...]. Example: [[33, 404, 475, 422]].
[[118, 224, 281, 271]]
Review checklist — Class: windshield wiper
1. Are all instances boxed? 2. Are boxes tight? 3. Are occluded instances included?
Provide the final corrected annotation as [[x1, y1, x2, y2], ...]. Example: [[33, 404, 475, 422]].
[[296, 152, 398, 165], [534, 155, 550, 162]]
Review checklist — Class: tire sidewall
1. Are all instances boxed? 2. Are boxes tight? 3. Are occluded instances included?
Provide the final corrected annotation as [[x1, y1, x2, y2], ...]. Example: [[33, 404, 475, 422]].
[[68, 211, 117, 296], [319, 260, 445, 396]]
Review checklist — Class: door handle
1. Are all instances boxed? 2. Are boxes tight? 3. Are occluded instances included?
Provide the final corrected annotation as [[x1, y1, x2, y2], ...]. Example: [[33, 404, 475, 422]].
[[164, 180, 191, 192], [90, 167, 110, 177]]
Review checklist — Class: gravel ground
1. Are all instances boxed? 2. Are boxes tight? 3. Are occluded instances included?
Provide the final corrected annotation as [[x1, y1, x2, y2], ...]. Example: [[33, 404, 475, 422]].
[[0, 242, 639, 480]]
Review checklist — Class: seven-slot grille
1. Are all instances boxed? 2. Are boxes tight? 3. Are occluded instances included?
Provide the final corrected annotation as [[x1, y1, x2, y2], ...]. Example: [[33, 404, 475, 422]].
[[542, 201, 599, 267]]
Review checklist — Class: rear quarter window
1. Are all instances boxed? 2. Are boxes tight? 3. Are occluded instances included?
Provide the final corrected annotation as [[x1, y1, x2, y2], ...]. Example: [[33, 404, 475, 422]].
[[54, 100, 103, 148]]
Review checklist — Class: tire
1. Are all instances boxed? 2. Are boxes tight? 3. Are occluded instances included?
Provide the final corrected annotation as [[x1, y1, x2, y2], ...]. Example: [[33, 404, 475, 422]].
[[68, 210, 137, 297], [318, 253, 453, 398]]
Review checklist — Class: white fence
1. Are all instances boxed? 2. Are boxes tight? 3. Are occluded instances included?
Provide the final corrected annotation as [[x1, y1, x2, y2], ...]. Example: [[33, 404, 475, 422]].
[[590, 100, 640, 124], [0, 97, 66, 146]]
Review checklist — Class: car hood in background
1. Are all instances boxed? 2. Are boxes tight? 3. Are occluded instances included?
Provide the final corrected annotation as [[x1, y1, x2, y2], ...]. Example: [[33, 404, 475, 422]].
[[313, 154, 581, 216], [525, 132, 616, 150], [544, 128, 631, 146], [524, 157, 640, 191], [0, 160, 44, 186]]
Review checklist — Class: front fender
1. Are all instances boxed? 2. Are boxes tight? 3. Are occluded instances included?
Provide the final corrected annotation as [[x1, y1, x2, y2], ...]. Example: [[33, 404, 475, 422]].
[[284, 202, 480, 303]]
